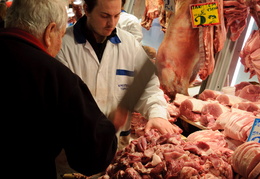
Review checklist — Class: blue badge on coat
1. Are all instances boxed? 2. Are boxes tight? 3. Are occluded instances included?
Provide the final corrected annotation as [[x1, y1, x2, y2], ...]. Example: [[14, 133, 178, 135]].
[[116, 69, 134, 76]]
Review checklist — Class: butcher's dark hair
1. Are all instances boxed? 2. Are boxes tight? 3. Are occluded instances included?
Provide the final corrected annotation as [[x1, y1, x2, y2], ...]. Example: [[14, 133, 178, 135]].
[[84, 0, 98, 13], [84, 0, 124, 12]]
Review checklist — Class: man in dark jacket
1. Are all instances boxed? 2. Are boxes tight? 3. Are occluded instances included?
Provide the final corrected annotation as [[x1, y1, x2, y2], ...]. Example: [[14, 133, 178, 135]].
[[0, 0, 126, 178]]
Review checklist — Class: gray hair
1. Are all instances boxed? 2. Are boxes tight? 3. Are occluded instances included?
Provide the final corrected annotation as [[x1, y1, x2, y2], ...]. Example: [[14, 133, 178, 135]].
[[5, 0, 68, 39]]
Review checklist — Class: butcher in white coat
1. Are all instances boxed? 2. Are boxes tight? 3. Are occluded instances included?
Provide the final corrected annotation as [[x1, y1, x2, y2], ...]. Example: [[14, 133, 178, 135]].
[[56, 0, 176, 150], [117, 0, 143, 43]]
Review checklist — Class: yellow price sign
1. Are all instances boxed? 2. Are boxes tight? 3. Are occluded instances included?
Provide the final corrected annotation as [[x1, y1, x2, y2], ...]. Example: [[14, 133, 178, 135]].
[[190, 2, 220, 28]]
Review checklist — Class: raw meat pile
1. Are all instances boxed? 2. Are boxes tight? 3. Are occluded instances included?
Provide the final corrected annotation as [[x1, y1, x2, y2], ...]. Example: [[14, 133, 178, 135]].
[[130, 112, 182, 138], [98, 129, 234, 179], [231, 141, 260, 179], [165, 81, 260, 144]]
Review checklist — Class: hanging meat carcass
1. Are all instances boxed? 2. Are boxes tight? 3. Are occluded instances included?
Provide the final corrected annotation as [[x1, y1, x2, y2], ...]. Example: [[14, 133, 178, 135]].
[[223, 0, 250, 41], [240, 29, 260, 82], [240, 0, 260, 82], [155, 0, 226, 100], [155, 0, 200, 99], [141, 0, 164, 30], [142, 0, 258, 100]]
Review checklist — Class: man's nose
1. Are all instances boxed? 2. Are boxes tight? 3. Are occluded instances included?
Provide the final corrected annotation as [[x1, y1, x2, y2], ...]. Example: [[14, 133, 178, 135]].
[[108, 17, 118, 26]]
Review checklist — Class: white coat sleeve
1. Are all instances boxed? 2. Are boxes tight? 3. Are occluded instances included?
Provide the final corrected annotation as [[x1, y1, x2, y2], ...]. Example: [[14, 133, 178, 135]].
[[132, 43, 170, 120]]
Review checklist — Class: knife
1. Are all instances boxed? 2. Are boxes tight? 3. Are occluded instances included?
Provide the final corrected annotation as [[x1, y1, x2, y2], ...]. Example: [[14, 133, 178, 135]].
[[112, 58, 156, 130], [119, 58, 156, 111]]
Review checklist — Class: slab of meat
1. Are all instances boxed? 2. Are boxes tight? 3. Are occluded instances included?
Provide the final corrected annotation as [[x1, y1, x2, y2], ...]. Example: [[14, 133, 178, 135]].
[[223, 0, 250, 41], [231, 141, 260, 179], [141, 0, 164, 30], [212, 111, 256, 141], [235, 81, 252, 96], [216, 93, 249, 106], [232, 101, 260, 115], [240, 29, 260, 82], [186, 129, 228, 149], [173, 93, 192, 106], [179, 98, 210, 122], [156, 0, 201, 99], [236, 83, 260, 102], [200, 102, 231, 127], [198, 89, 222, 101], [246, 0, 260, 28], [239, 0, 260, 82]]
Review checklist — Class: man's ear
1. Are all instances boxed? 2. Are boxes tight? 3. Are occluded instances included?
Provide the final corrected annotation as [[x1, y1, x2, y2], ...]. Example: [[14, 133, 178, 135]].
[[83, 3, 88, 15], [43, 22, 56, 48]]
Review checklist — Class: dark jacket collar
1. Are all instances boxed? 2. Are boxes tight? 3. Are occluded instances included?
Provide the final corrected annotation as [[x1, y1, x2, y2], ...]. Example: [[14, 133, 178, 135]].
[[0, 28, 49, 55]]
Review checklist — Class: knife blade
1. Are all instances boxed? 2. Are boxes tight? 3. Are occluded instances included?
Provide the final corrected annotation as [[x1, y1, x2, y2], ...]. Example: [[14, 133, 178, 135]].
[[119, 58, 156, 111]]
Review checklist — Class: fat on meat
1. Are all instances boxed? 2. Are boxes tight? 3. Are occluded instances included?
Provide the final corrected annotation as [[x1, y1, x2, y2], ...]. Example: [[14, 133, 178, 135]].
[[186, 129, 228, 149], [213, 111, 256, 141], [231, 141, 260, 179], [248, 162, 260, 179], [232, 101, 260, 115]]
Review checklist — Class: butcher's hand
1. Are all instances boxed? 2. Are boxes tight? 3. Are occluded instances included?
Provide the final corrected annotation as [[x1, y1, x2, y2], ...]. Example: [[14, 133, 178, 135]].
[[112, 106, 128, 132], [145, 117, 175, 135]]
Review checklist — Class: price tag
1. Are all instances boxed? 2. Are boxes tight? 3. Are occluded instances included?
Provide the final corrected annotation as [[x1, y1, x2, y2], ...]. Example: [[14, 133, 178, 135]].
[[190, 2, 220, 28], [247, 118, 260, 143]]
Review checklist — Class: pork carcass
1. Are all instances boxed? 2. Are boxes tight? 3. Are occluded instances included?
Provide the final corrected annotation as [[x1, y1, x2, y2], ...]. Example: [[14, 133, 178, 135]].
[[155, 0, 225, 99], [156, 0, 201, 99]]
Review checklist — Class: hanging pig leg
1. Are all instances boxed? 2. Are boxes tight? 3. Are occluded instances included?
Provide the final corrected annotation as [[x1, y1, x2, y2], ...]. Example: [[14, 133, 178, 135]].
[[156, 0, 201, 100]]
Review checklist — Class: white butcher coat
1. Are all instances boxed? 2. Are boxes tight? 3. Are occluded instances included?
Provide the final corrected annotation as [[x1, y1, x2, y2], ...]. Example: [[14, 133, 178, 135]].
[[117, 10, 143, 43], [56, 18, 169, 139]]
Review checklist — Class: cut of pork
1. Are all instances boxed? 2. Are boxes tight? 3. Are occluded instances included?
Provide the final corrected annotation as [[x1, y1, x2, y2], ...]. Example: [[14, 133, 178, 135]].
[[179, 98, 210, 122], [231, 141, 260, 179], [216, 94, 249, 106], [237, 84, 260, 102], [212, 111, 256, 141], [198, 89, 222, 101]]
